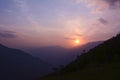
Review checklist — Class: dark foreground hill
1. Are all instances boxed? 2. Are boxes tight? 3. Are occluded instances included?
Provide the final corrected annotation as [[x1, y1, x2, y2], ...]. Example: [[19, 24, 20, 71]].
[[40, 34, 120, 80], [0, 44, 52, 80]]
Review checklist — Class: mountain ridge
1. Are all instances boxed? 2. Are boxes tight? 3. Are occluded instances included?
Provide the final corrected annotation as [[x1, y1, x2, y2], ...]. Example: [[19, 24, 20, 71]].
[[40, 34, 120, 80], [0, 44, 52, 80], [24, 41, 103, 67]]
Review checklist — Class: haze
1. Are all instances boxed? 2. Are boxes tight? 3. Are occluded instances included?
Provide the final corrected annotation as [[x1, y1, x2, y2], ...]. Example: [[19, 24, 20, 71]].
[[0, 0, 120, 48]]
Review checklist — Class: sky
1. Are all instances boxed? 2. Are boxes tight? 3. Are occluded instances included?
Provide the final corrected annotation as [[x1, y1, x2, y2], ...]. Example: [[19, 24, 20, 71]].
[[0, 0, 120, 48]]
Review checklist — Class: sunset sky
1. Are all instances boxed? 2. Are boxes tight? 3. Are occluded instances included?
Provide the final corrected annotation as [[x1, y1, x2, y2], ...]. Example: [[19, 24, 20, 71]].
[[0, 0, 120, 48]]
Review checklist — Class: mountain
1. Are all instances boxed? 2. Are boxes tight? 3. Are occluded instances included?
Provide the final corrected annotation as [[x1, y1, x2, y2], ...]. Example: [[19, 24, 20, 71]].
[[24, 46, 69, 66], [71, 41, 103, 53], [40, 34, 120, 80], [67, 41, 103, 62], [0, 44, 52, 80], [24, 42, 102, 67]]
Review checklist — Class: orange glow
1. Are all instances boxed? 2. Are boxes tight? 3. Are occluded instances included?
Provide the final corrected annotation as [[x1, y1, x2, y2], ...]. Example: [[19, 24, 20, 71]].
[[74, 39, 80, 45], [68, 37, 86, 48]]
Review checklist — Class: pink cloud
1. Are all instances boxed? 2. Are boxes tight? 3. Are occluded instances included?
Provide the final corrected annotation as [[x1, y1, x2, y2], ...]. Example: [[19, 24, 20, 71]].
[[74, 0, 120, 13]]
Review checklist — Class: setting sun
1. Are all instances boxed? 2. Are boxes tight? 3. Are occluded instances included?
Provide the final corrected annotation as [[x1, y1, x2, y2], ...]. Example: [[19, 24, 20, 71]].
[[74, 39, 80, 44]]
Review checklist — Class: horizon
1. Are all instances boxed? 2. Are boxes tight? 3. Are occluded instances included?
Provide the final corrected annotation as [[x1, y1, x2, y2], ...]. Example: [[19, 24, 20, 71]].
[[0, 0, 120, 49]]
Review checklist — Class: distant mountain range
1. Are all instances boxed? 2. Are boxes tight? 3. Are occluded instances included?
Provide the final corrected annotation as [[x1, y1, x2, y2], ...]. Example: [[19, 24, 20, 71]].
[[40, 34, 120, 80], [24, 41, 103, 67], [0, 44, 52, 80], [0, 37, 103, 80], [1, 33, 119, 80]]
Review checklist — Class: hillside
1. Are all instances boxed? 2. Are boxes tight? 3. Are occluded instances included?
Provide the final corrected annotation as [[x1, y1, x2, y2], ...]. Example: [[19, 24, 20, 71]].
[[24, 46, 69, 66], [40, 34, 120, 80], [0, 44, 52, 80], [23, 41, 102, 67]]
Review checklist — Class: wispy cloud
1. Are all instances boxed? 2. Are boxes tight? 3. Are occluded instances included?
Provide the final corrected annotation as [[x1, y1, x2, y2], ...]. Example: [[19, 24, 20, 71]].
[[98, 18, 108, 25], [64, 37, 75, 40], [105, 0, 120, 7], [0, 30, 17, 38], [4, 9, 13, 13], [13, 0, 39, 27], [74, 0, 120, 13], [75, 33, 82, 36], [14, 0, 28, 12]]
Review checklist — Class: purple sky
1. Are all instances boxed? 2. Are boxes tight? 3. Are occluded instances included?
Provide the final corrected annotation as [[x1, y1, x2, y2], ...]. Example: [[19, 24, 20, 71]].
[[0, 0, 120, 48]]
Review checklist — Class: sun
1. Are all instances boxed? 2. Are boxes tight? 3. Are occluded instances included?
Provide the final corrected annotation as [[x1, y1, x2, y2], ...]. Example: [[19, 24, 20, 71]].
[[74, 39, 80, 44]]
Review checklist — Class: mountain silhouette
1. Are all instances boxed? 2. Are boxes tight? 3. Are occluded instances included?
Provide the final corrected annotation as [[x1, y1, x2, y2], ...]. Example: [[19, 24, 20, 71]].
[[24, 46, 69, 66], [40, 34, 120, 80], [24, 42, 102, 67], [0, 44, 52, 80]]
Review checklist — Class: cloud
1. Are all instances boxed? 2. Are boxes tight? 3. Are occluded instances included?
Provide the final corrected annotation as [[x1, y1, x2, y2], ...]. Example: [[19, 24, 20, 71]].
[[74, 0, 120, 13], [64, 37, 75, 40], [93, 0, 120, 8], [13, 0, 39, 26], [0, 30, 17, 38], [98, 18, 108, 25], [14, 0, 28, 12], [4, 9, 13, 13], [105, 0, 120, 7], [75, 33, 82, 36]]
